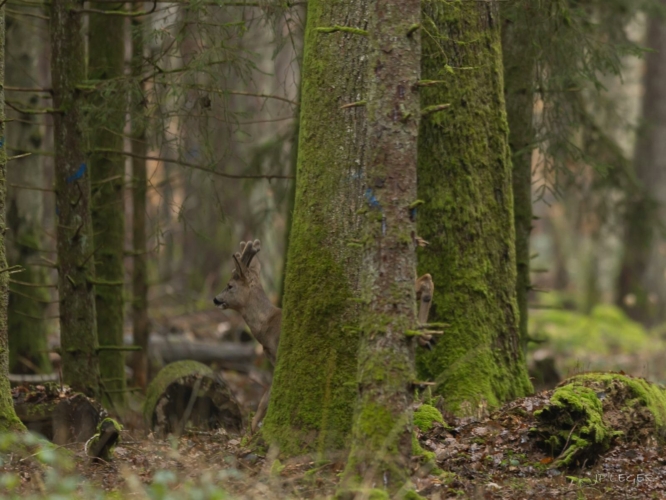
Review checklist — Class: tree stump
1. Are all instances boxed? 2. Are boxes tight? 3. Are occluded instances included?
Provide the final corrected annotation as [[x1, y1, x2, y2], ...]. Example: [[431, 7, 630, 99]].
[[12, 384, 104, 444], [144, 360, 243, 437]]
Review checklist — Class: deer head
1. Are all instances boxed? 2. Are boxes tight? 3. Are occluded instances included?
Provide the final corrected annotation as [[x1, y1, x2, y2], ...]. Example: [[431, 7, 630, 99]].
[[213, 239, 262, 311]]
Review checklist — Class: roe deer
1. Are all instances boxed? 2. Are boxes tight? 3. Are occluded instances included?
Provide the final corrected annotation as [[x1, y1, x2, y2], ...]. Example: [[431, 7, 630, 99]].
[[213, 239, 280, 431], [213, 240, 281, 365], [213, 239, 436, 429]]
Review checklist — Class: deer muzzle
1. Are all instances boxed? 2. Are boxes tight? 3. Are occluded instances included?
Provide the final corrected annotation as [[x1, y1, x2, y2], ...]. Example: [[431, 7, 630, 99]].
[[213, 297, 228, 309]]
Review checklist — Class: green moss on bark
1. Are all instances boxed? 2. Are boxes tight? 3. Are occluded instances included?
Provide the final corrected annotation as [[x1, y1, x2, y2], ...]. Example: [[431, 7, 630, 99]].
[[262, 0, 369, 456], [415, 0, 532, 414], [89, 3, 126, 408]]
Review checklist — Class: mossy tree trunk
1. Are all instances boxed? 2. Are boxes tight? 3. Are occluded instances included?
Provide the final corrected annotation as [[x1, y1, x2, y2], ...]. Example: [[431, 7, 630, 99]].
[[131, 7, 150, 391], [501, 2, 537, 353], [262, 0, 369, 456], [416, 0, 532, 414], [616, 3, 666, 326], [0, 3, 27, 431], [6, 13, 52, 374], [89, 3, 126, 406], [51, 0, 100, 398], [343, 1, 421, 494]]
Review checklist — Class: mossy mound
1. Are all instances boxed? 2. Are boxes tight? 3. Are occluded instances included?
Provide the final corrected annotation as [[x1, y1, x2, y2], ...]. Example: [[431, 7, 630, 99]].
[[534, 372, 666, 468], [413, 404, 445, 433]]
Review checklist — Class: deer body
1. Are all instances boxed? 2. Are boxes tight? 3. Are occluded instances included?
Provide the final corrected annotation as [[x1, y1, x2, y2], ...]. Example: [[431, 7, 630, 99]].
[[239, 294, 281, 365]]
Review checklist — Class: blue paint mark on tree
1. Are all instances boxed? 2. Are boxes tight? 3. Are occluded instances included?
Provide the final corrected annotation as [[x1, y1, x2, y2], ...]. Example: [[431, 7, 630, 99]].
[[0, 137, 5, 148], [67, 163, 87, 183], [364, 188, 381, 209]]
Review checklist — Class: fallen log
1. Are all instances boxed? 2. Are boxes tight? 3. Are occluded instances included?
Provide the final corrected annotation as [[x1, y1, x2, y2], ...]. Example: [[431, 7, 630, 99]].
[[148, 337, 256, 366], [9, 338, 257, 385], [144, 360, 244, 437]]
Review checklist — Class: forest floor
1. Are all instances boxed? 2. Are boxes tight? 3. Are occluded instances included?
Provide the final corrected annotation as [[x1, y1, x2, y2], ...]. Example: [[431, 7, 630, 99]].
[[4, 382, 665, 500], [4, 308, 666, 499]]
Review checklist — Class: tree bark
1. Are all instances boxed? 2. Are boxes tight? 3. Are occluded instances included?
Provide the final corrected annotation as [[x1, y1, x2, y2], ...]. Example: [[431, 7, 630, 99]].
[[416, 0, 532, 414], [0, 3, 27, 431], [616, 2, 666, 326], [343, 0, 421, 494], [262, 0, 369, 456], [51, 0, 100, 397], [131, 6, 150, 391], [5, 11, 52, 374], [89, 2, 126, 406], [501, 2, 537, 353]]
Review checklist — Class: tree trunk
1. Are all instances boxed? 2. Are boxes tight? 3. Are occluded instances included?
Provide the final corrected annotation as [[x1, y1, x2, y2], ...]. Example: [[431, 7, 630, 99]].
[[262, 0, 369, 455], [51, 0, 100, 398], [416, 0, 532, 414], [343, 1, 421, 494], [0, 3, 27, 431], [131, 7, 150, 391], [617, 3, 666, 326], [89, 2, 126, 406], [501, 2, 537, 353], [5, 11, 52, 374]]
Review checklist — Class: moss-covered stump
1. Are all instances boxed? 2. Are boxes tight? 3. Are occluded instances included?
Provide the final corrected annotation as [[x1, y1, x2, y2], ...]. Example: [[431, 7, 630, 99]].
[[86, 417, 122, 461], [144, 361, 243, 437], [12, 384, 104, 444], [533, 373, 666, 468]]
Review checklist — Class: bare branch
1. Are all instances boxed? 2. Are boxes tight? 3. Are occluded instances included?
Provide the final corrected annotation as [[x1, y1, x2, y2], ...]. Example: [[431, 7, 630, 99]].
[[92, 148, 294, 180]]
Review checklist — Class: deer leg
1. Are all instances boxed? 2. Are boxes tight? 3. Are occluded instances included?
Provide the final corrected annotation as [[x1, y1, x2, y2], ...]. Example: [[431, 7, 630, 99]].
[[251, 386, 271, 433]]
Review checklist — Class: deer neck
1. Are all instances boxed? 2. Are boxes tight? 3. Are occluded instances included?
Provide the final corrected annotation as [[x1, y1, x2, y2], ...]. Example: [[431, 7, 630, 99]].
[[240, 285, 280, 339]]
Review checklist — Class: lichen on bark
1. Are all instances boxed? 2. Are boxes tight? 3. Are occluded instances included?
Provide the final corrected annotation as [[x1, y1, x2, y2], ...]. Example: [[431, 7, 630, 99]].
[[262, 0, 369, 456], [416, 0, 532, 414], [89, 2, 126, 407]]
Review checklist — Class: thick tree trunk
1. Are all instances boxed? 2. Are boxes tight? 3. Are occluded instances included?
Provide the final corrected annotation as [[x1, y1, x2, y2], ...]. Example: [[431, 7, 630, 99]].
[[89, 2, 126, 406], [416, 0, 532, 414], [501, 3, 537, 353], [617, 3, 666, 326], [0, 4, 26, 431], [51, 0, 100, 397], [262, 0, 368, 455], [343, 1, 421, 494], [131, 9, 150, 391], [6, 12, 52, 374]]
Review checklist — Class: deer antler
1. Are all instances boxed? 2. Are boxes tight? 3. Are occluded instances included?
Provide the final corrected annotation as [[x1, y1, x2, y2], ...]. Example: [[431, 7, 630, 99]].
[[232, 239, 261, 279]]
